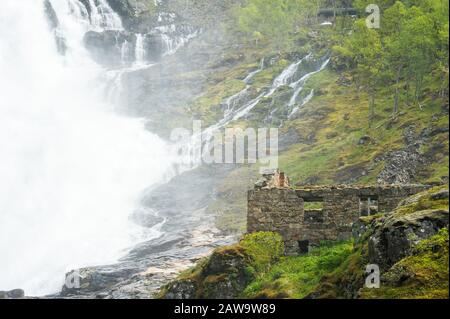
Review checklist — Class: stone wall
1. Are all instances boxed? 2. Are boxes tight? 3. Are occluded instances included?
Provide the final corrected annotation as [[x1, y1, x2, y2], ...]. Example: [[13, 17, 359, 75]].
[[247, 173, 433, 255], [248, 188, 303, 254]]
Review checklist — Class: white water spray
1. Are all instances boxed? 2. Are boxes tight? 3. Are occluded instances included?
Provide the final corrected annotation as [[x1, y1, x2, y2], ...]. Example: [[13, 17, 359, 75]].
[[0, 0, 170, 295]]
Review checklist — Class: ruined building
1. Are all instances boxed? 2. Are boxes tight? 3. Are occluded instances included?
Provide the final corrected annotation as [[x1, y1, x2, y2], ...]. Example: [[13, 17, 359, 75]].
[[247, 171, 433, 254]]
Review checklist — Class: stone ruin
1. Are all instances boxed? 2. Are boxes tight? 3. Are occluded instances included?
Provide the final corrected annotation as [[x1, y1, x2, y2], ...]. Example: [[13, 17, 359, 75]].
[[247, 171, 433, 255]]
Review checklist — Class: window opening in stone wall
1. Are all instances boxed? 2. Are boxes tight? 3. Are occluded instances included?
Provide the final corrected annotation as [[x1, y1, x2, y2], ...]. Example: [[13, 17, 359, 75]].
[[303, 197, 324, 211], [359, 196, 379, 216]]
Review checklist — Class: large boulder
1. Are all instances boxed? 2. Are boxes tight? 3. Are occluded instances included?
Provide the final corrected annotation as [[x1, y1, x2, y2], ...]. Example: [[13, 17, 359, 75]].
[[368, 187, 449, 270], [160, 245, 254, 299]]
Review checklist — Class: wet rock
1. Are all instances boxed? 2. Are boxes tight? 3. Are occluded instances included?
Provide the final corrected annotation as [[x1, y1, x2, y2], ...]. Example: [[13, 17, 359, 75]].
[[60, 267, 137, 297], [358, 135, 372, 145], [369, 208, 449, 271], [0, 289, 25, 299], [84, 30, 136, 67], [161, 280, 198, 299], [44, 0, 59, 30], [376, 149, 425, 184], [43, 0, 67, 55], [430, 189, 449, 200], [375, 126, 427, 184], [375, 123, 449, 184]]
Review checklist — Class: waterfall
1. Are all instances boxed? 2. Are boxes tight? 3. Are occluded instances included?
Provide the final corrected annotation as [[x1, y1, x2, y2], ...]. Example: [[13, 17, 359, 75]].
[[158, 26, 200, 57], [135, 34, 145, 65], [243, 58, 264, 84], [288, 89, 314, 119], [223, 88, 249, 117], [87, 0, 123, 31], [171, 55, 313, 173], [0, 0, 171, 296], [229, 58, 307, 123], [287, 56, 330, 115]]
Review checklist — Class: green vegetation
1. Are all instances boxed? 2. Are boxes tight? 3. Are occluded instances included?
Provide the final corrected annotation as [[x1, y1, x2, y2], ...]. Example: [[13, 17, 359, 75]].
[[333, 0, 449, 124], [240, 232, 285, 272], [195, 0, 448, 234], [360, 228, 449, 299], [306, 240, 370, 299], [231, 0, 321, 49], [243, 241, 353, 298], [278, 66, 448, 184], [394, 184, 449, 217], [158, 232, 285, 299]]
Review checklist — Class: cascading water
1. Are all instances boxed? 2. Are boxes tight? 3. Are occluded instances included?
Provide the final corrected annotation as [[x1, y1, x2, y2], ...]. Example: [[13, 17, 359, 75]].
[[87, 0, 123, 30], [134, 34, 146, 66], [287, 56, 330, 117], [172, 54, 329, 174], [0, 0, 171, 296], [243, 58, 264, 84]]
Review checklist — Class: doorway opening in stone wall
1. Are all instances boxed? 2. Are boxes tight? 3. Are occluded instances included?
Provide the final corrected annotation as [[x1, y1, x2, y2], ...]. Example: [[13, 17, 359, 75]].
[[298, 240, 309, 254], [359, 196, 379, 216]]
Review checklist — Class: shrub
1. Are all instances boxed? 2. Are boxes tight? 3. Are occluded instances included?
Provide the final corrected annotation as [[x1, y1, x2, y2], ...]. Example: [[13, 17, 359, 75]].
[[240, 232, 285, 272]]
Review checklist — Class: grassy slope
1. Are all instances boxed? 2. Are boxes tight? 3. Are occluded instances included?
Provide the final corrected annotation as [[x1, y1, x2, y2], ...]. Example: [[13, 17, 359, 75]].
[[279, 68, 449, 185]]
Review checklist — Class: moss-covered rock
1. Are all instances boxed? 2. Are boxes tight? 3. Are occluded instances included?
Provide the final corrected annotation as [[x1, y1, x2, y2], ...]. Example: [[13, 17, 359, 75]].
[[360, 228, 449, 299], [159, 232, 284, 299], [368, 186, 449, 271]]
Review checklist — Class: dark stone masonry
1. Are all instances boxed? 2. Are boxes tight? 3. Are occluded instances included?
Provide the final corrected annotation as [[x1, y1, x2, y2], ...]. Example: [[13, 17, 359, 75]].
[[247, 171, 433, 255]]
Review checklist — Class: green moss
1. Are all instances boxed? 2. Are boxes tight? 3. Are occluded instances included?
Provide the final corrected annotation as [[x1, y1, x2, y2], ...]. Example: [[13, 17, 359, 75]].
[[358, 213, 384, 224], [394, 185, 449, 217], [240, 232, 285, 272], [311, 241, 370, 299], [360, 229, 449, 299], [243, 241, 353, 299]]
